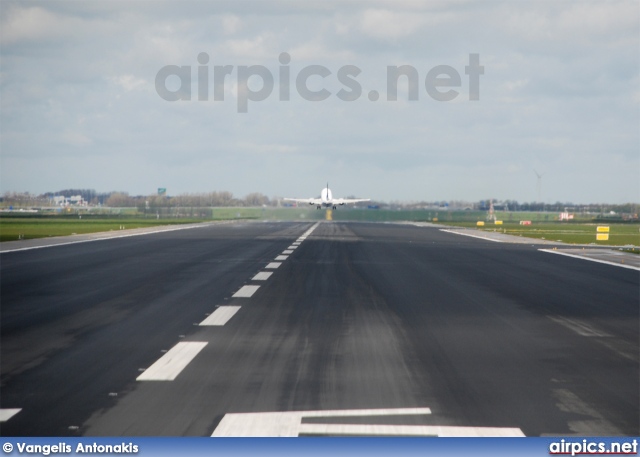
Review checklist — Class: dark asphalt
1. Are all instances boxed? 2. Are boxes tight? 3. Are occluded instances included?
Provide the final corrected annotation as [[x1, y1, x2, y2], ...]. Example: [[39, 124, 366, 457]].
[[1, 222, 638, 436]]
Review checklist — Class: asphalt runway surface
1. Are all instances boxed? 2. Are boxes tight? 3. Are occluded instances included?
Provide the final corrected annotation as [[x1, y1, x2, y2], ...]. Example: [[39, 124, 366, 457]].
[[1, 221, 638, 436]]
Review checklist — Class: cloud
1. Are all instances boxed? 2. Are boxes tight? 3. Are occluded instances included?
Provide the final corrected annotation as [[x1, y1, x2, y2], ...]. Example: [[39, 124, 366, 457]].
[[110, 74, 148, 92], [289, 41, 354, 61], [0, 6, 69, 45], [217, 33, 277, 60], [59, 130, 93, 147], [359, 9, 426, 39], [222, 15, 242, 35], [237, 142, 298, 154]]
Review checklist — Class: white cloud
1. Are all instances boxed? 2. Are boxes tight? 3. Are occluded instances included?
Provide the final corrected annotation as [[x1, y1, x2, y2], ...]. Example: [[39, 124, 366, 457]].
[[110, 75, 148, 92], [359, 9, 426, 39], [498, 1, 639, 50], [59, 130, 92, 147], [222, 15, 242, 35], [289, 41, 354, 61], [217, 33, 276, 59], [504, 79, 529, 92], [0, 6, 68, 45], [237, 142, 298, 154], [555, 2, 638, 37], [0, 5, 116, 47]]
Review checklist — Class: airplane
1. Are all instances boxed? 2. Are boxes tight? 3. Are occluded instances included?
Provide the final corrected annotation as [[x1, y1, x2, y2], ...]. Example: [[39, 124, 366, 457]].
[[284, 183, 370, 210]]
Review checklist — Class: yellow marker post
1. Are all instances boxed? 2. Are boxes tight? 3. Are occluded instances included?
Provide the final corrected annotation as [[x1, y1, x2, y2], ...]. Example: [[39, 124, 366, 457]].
[[596, 226, 609, 241], [495, 220, 503, 225], [477, 221, 485, 226], [326, 209, 333, 221]]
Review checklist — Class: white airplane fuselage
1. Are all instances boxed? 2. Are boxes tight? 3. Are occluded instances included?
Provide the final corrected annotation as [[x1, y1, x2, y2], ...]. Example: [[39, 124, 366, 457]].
[[319, 187, 334, 207]]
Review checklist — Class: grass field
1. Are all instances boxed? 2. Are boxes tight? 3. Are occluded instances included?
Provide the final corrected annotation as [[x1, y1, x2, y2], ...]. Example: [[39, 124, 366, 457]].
[[435, 221, 640, 247], [0, 217, 206, 242]]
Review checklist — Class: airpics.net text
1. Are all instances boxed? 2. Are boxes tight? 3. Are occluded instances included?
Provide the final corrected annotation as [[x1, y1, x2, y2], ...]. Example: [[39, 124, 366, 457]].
[[155, 53, 484, 112]]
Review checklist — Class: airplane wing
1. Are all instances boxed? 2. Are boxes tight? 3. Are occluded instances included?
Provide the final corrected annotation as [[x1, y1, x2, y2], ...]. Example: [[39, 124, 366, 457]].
[[333, 198, 370, 205], [283, 197, 322, 205]]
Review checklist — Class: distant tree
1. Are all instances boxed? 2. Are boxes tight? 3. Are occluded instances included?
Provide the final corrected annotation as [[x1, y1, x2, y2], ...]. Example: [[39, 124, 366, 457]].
[[105, 192, 135, 207], [504, 200, 520, 211], [218, 191, 234, 206], [244, 192, 270, 206]]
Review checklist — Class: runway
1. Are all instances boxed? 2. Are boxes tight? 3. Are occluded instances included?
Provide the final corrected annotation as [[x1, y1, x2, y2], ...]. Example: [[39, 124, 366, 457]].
[[1, 221, 638, 436]]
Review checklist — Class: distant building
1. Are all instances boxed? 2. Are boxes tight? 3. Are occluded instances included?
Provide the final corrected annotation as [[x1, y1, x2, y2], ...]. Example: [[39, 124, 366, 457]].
[[53, 195, 86, 206], [68, 195, 84, 205]]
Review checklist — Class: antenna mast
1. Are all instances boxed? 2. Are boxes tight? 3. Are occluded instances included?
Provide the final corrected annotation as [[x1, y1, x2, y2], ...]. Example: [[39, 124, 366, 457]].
[[533, 169, 544, 202]]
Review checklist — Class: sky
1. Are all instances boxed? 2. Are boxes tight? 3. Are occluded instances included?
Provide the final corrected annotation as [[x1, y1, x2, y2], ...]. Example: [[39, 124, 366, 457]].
[[1, 0, 638, 204]]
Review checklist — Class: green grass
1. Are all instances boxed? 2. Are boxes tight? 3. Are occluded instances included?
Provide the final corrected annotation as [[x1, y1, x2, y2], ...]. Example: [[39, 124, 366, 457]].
[[433, 221, 640, 246], [211, 207, 321, 220], [0, 217, 206, 242], [0, 208, 326, 242]]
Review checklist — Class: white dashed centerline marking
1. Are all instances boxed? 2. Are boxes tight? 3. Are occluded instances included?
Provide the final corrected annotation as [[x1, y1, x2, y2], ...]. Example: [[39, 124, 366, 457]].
[[0, 409, 21, 422], [252, 272, 273, 281], [275, 255, 289, 261], [282, 250, 294, 254], [233, 285, 260, 298], [265, 262, 282, 269], [137, 342, 207, 381], [200, 306, 241, 326]]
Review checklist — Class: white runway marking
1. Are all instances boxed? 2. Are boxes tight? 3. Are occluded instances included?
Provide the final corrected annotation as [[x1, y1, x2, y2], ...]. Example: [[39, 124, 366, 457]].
[[265, 262, 281, 269], [137, 342, 207, 381], [287, 245, 298, 250], [0, 409, 21, 422], [298, 424, 525, 437], [275, 255, 289, 261], [214, 407, 428, 436], [233, 285, 260, 298], [539, 249, 640, 271], [301, 407, 432, 417], [439, 229, 503, 242], [282, 250, 294, 254], [200, 306, 241, 326], [300, 222, 321, 237], [252, 272, 273, 281], [212, 407, 524, 437]]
